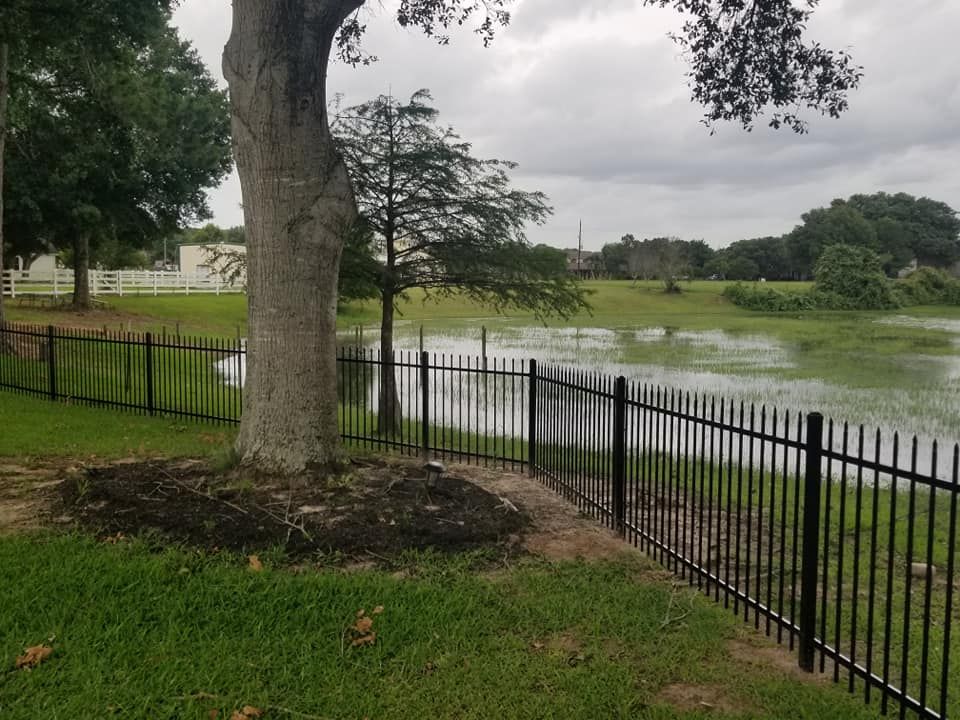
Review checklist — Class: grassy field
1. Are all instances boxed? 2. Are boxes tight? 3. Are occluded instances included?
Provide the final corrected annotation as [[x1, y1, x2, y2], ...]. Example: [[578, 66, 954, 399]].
[[0, 393, 954, 717], [7, 280, 959, 384], [0, 282, 960, 718], [0, 533, 892, 720], [0, 393, 898, 720], [0, 279, 907, 333], [0, 392, 235, 460]]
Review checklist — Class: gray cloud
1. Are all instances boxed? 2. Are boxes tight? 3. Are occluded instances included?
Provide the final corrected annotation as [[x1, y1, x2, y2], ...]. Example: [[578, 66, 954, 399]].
[[172, 0, 960, 249]]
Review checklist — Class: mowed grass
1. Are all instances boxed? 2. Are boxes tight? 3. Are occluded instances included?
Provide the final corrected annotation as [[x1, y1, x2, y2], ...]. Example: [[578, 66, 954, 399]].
[[0, 394, 944, 718], [0, 533, 890, 720], [0, 392, 234, 460]]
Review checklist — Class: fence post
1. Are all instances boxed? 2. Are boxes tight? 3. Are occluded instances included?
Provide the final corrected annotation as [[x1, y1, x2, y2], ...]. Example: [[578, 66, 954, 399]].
[[527, 359, 538, 478], [46, 325, 57, 401], [799, 411, 825, 672], [145, 332, 155, 416], [420, 350, 430, 458], [612, 375, 627, 536], [118, 271, 124, 297]]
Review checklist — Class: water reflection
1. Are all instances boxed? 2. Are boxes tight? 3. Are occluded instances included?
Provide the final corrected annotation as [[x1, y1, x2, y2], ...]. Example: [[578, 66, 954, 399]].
[[214, 320, 960, 477]]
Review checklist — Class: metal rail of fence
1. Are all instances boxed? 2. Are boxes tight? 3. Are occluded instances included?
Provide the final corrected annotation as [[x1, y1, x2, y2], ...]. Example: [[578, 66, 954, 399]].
[[0, 320, 956, 720]]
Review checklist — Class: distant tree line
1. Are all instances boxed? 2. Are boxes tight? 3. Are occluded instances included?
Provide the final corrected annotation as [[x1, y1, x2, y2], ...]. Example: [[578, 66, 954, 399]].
[[598, 192, 960, 284], [598, 235, 714, 288], [707, 192, 959, 280]]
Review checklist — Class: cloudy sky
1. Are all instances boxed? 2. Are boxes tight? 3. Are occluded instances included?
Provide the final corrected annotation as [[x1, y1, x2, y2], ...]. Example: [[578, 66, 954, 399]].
[[171, 0, 960, 251]]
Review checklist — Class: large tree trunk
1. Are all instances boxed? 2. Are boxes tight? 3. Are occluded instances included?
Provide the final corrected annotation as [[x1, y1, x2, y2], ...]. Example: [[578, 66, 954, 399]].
[[72, 231, 91, 310], [377, 289, 402, 436], [0, 43, 9, 335], [223, 0, 362, 479]]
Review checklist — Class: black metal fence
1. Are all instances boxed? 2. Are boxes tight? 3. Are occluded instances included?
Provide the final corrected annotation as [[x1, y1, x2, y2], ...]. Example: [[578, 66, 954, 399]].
[[1, 321, 957, 720]]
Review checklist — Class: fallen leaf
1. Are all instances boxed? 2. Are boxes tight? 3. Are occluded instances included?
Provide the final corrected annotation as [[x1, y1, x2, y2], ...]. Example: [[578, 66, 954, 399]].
[[351, 632, 377, 647], [372, 605, 384, 615], [15, 644, 53, 669], [208, 710, 219, 720], [248, 555, 263, 572], [354, 616, 374, 634], [530, 641, 545, 651], [356, 608, 366, 618]]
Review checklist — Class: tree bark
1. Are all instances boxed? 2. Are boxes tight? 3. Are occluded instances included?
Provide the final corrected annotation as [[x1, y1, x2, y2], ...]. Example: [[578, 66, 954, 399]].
[[377, 288, 402, 436], [0, 43, 9, 335], [223, 0, 362, 479], [72, 230, 91, 309]]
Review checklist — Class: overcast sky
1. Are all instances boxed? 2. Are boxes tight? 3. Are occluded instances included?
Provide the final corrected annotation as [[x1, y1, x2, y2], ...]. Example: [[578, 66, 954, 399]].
[[171, 0, 960, 251]]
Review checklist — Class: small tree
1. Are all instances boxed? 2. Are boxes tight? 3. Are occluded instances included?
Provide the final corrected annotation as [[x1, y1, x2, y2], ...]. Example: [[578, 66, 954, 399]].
[[813, 244, 897, 309], [335, 90, 590, 432]]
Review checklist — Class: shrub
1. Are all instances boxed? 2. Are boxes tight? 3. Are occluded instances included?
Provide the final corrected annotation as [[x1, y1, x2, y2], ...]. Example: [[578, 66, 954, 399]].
[[723, 283, 815, 311], [813, 245, 899, 310], [894, 266, 960, 306]]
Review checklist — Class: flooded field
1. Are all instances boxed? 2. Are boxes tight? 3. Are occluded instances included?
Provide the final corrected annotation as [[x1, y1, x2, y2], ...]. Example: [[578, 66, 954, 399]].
[[217, 311, 960, 476]]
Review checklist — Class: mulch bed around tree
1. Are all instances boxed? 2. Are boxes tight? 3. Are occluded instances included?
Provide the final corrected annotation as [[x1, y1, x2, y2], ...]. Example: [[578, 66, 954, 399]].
[[54, 457, 530, 561]]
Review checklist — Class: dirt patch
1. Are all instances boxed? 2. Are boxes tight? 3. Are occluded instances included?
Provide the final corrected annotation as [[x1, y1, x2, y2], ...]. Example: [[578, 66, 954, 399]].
[[726, 636, 828, 685], [655, 683, 749, 714], [0, 463, 62, 533], [53, 457, 530, 560], [6, 454, 650, 566], [450, 465, 639, 562]]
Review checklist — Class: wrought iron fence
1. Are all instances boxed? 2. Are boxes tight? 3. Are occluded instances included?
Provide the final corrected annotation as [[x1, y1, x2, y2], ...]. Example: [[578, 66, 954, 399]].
[[0, 321, 956, 720]]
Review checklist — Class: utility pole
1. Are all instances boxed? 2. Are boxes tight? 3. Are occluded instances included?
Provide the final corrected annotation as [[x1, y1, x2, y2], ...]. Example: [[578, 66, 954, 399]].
[[577, 220, 583, 277]]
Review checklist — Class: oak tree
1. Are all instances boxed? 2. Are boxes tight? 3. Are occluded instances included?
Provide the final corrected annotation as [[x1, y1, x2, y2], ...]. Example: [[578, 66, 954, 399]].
[[222, 0, 861, 478], [0, 0, 173, 322], [5, 24, 232, 308]]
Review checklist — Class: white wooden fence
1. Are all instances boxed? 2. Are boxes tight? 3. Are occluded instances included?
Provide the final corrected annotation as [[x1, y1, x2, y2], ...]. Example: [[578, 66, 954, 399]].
[[1, 269, 244, 298]]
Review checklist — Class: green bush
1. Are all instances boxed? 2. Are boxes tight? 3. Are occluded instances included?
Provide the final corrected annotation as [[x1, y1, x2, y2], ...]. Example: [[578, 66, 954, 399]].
[[813, 245, 899, 310], [725, 250, 960, 313], [894, 266, 960, 306], [722, 282, 815, 311]]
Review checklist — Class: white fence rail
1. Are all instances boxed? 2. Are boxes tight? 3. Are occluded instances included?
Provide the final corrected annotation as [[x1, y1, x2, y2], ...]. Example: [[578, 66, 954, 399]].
[[1, 269, 244, 298]]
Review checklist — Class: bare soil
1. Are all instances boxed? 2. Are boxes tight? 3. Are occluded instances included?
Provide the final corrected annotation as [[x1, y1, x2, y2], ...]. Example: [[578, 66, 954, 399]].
[[654, 682, 750, 715], [51, 457, 532, 560], [0, 455, 644, 566], [0, 463, 60, 533]]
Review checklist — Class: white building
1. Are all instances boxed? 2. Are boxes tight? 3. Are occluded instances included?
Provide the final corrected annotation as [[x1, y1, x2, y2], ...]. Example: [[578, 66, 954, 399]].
[[178, 243, 246, 278]]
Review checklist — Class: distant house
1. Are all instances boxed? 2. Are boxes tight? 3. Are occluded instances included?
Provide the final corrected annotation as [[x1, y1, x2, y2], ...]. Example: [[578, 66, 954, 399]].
[[562, 248, 600, 278], [178, 243, 246, 278]]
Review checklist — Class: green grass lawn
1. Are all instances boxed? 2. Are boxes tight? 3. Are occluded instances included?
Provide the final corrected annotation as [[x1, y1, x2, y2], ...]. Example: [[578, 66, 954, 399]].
[[0, 534, 890, 720], [0, 394, 947, 719], [0, 392, 235, 461]]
